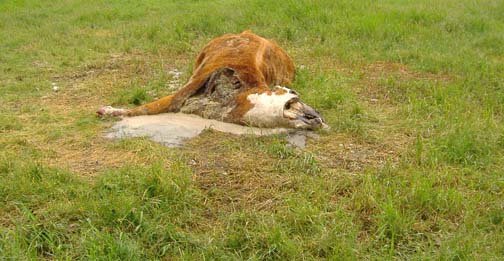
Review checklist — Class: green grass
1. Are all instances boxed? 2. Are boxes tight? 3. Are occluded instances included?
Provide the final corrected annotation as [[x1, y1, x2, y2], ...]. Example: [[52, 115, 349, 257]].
[[1, 0, 504, 259]]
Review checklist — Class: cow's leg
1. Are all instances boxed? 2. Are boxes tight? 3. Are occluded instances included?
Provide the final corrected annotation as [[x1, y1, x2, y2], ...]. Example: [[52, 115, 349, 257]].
[[97, 68, 210, 117], [96, 94, 175, 117], [124, 94, 175, 116]]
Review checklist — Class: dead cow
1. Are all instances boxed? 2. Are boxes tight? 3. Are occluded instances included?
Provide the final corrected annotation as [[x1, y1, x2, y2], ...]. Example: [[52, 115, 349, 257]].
[[97, 30, 325, 129]]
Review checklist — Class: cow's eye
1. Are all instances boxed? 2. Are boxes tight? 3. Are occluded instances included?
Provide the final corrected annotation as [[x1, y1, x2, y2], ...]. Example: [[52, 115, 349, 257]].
[[284, 97, 299, 109]]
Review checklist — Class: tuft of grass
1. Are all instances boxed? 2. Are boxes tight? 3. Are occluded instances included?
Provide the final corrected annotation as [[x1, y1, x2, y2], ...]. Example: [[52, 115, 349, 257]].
[[115, 88, 152, 106], [263, 137, 321, 175]]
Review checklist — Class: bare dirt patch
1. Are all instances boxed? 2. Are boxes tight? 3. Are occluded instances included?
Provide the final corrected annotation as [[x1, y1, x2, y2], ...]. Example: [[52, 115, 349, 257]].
[[21, 52, 188, 175], [182, 131, 297, 212], [181, 127, 409, 212], [49, 51, 186, 106], [44, 138, 142, 176], [310, 132, 408, 172], [365, 61, 452, 82], [355, 61, 453, 105]]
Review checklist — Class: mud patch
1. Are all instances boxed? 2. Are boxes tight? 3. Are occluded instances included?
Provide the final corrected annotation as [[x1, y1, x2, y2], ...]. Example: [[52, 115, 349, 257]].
[[106, 113, 313, 147]]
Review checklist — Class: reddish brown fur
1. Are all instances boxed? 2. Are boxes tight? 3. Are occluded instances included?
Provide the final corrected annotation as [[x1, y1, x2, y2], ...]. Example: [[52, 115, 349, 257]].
[[124, 31, 296, 121]]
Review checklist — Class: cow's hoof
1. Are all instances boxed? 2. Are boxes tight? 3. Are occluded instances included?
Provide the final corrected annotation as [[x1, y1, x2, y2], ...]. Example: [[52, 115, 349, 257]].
[[97, 106, 125, 117]]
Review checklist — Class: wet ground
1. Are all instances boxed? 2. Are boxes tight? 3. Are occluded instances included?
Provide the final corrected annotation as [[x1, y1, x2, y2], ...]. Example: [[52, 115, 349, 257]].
[[106, 113, 314, 148]]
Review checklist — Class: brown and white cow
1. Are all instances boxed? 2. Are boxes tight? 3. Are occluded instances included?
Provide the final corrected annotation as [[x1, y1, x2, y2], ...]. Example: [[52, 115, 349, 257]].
[[97, 30, 325, 129]]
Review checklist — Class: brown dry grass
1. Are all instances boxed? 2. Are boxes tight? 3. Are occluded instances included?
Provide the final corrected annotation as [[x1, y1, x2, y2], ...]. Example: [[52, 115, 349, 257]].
[[5, 52, 190, 175], [9, 51, 444, 179], [183, 130, 293, 212], [310, 133, 405, 172], [356, 61, 453, 105], [182, 130, 406, 212]]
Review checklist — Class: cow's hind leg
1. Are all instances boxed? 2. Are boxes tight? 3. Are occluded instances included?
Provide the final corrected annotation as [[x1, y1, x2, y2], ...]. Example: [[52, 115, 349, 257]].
[[97, 69, 210, 117], [123, 94, 175, 116], [96, 94, 175, 117]]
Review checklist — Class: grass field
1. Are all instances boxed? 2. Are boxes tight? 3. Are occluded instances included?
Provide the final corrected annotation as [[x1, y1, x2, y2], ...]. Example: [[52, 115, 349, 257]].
[[1, 0, 503, 259]]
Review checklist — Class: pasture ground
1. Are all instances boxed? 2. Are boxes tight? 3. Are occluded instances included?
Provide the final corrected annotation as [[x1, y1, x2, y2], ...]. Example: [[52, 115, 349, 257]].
[[1, 0, 503, 259]]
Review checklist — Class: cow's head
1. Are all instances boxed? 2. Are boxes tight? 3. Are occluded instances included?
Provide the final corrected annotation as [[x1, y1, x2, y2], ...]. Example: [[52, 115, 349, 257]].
[[242, 86, 326, 129]]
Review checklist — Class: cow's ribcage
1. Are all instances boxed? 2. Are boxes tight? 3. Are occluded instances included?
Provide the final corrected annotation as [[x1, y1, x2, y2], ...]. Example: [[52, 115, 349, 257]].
[[179, 68, 242, 121]]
